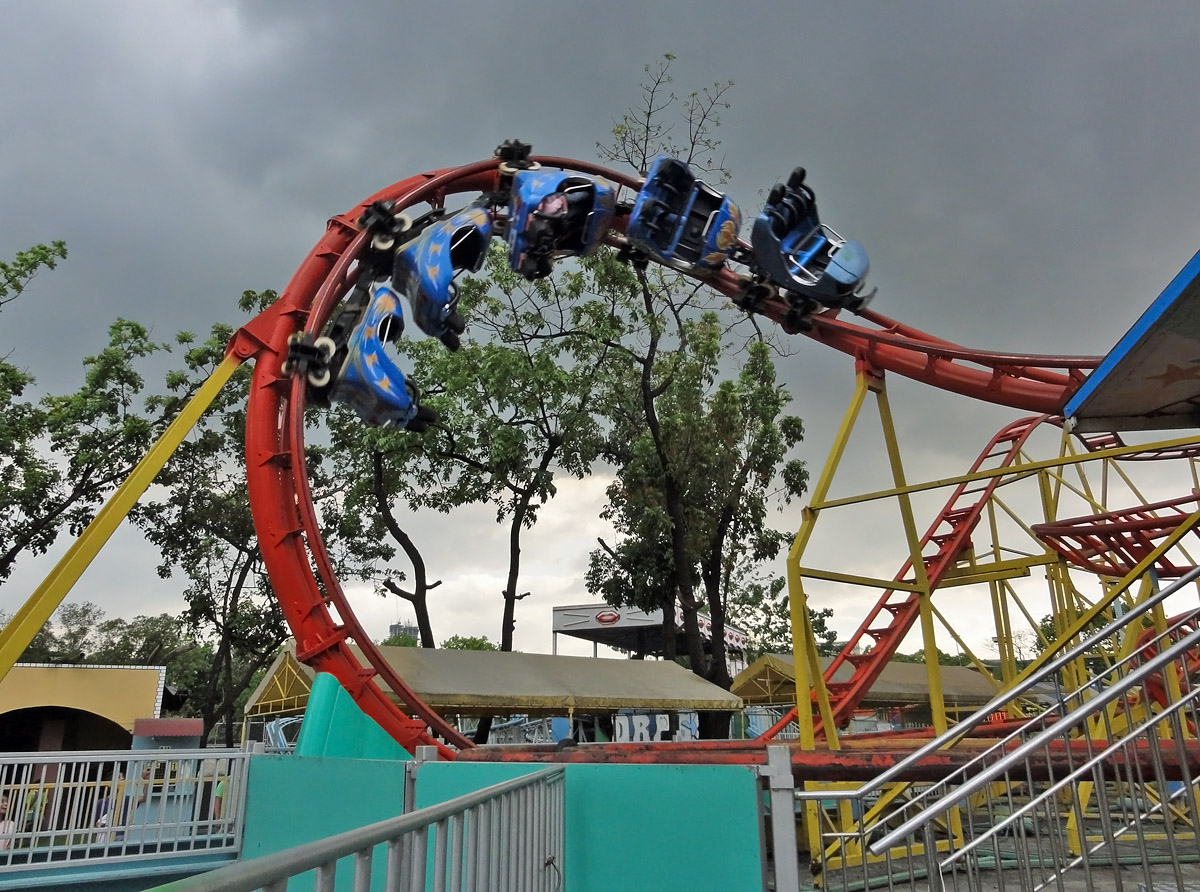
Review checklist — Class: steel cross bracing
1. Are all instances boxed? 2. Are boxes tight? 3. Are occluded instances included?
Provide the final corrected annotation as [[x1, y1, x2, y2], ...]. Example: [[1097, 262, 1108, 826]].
[[762, 414, 1047, 740]]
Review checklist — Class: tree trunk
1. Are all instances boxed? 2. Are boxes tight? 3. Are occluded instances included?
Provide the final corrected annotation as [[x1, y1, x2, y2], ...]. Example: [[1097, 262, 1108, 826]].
[[373, 451, 436, 647]]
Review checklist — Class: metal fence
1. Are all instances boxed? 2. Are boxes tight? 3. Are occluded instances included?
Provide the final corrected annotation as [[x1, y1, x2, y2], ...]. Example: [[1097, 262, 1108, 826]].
[[151, 765, 566, 892], [0, 749, 250, 870], [796, 568, 1200, 891]]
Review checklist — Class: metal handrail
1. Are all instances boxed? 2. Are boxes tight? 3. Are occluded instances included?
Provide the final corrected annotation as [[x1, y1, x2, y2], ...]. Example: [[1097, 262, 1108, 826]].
[[151, 766, 565, 892], [868, 614, 1200, 854], [942, 675, 1200, 867], [856, 601, 1200, 836], [854, 565, 1200, 797], [0, 748, 250, 871]]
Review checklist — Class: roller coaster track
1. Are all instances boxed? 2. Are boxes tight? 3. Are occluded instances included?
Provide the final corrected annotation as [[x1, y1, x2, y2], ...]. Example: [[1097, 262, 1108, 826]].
[[1130, 607, 1200, 713], [1033, 493, 1200, 578], [237, 156, 1106, 755]]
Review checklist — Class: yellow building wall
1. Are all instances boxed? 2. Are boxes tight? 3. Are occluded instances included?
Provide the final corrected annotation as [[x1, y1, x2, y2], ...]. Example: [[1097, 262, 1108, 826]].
[[0, 665, 163, 731]]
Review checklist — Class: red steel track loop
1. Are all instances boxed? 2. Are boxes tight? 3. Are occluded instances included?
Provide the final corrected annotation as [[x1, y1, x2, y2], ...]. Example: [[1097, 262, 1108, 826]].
[[236, 155, 1108, 757]]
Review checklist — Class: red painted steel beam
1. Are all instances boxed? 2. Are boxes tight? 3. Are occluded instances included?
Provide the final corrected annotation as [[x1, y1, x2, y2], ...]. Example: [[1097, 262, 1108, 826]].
[[458, 736, 1200, 782], [1033, 493, 1200, 576]]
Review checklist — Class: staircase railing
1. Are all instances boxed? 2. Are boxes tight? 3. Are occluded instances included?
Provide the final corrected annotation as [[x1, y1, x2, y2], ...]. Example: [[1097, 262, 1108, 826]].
[[150, 766, 565, 892], [797, 567, 1200, 891]]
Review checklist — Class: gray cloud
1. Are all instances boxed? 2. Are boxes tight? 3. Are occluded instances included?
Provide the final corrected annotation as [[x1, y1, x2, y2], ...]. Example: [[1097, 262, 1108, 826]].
[[4, 1, 1200, 656]]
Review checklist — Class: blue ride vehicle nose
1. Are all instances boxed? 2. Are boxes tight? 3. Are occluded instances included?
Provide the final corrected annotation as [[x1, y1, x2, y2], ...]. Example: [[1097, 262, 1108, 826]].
[[330, 284, 431, 430], [393, 204, 495, 348], [828, 239, 870, 290]]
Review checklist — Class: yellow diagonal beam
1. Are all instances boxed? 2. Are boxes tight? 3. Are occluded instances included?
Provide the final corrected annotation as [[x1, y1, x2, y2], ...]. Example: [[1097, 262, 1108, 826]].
[[0, 355, 241, 679]]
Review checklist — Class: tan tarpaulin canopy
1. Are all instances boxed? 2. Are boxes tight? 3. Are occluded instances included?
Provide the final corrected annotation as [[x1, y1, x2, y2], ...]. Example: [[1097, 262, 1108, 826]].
[[731, 653, 1000, 707], [245, 641, 744, 718]]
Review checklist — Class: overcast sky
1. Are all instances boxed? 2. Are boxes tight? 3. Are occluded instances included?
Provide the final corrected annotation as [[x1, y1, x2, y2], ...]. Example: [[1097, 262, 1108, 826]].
[[4, 1, 1200, 660]]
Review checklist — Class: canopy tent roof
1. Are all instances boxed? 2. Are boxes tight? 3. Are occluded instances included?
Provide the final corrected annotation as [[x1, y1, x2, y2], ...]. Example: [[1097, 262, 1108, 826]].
[[1063, 248, 1200, 432], [730, 654, 1000, 708], [245, 642, 744, 718]]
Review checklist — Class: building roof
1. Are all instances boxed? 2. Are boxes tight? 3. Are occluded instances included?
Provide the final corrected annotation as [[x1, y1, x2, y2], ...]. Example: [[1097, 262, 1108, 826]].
[[244, 642, 744, 718], [1063, 247, 1200, 432], [0, 664, 166, 731], [730, 653, 1001, 707]]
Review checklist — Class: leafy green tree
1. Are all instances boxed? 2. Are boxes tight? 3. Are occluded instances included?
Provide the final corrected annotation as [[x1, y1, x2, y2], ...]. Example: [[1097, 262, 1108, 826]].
[[91, 612, 197, 667], [2, 601, 102, 663], [441, 634, 497, 651], [581, 61, 809, 718], [0, 241, 66, 315], [587, 324, 809, 693], [0, 318, 166, 587], [138, 292, 388, 745], [380, 632, 418, 648], [729, 574, 838, 661], [330, 243, 614, 669], [891, 649, 973, 666], [327, 413, 437, 647]]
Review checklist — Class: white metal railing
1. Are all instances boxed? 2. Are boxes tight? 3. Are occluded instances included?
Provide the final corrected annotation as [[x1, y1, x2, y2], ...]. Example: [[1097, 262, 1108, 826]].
[[0, 749, 250, 870], [796, 567, 1200, 891], [149, 765, 566, 892], [744, 706, 799, 740]]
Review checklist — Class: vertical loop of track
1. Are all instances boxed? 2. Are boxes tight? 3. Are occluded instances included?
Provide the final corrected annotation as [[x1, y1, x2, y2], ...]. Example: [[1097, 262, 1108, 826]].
[[244, 163, 500, 756], [239, 153, 1101, 756]]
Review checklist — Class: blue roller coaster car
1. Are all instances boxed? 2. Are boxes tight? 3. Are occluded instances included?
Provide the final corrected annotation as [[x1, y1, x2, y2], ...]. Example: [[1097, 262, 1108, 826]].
[[751, 168, 872, 310], [393, 204, 495, 350], [506, 169, 617, 280], [625, 156, 742, 272], [330, 284, 430, 430]]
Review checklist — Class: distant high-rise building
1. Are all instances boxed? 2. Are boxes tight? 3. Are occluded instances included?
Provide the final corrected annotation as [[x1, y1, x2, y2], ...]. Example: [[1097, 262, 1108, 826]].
[[388, 621, 420, 642]]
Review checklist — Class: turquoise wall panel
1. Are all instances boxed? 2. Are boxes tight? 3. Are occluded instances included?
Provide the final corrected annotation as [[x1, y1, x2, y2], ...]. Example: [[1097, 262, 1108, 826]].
[[294, 673, 411, 761], [241, 754, 407, 892], [415, 761, 763, 892]]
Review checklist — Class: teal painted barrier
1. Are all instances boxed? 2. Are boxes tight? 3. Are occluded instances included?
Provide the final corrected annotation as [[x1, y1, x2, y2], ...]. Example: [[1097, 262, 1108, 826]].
[[294, 673, 411, 761], [415, 761, 764, 892], [240, 755, 408, 892]]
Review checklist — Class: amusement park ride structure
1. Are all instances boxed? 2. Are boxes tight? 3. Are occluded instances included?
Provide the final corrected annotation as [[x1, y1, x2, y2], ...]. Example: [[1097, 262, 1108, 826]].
[[3, 147, 1200, 789]]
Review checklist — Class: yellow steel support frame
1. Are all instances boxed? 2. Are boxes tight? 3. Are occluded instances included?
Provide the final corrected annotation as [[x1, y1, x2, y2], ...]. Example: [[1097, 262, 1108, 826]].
[[874, 377, 948, 735], [785, 371, 1200, 879], [787, 370, 872, 862], [0, 355, 241, 680], [789, 368, 968, 872]]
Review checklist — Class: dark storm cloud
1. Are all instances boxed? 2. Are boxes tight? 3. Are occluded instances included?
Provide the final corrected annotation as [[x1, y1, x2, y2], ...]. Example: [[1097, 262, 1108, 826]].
[[3, 0, 1200, 647]]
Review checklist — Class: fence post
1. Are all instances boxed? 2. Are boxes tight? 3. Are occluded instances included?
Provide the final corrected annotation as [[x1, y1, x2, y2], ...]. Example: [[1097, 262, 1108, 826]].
[[764, 746, 801, 891]]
